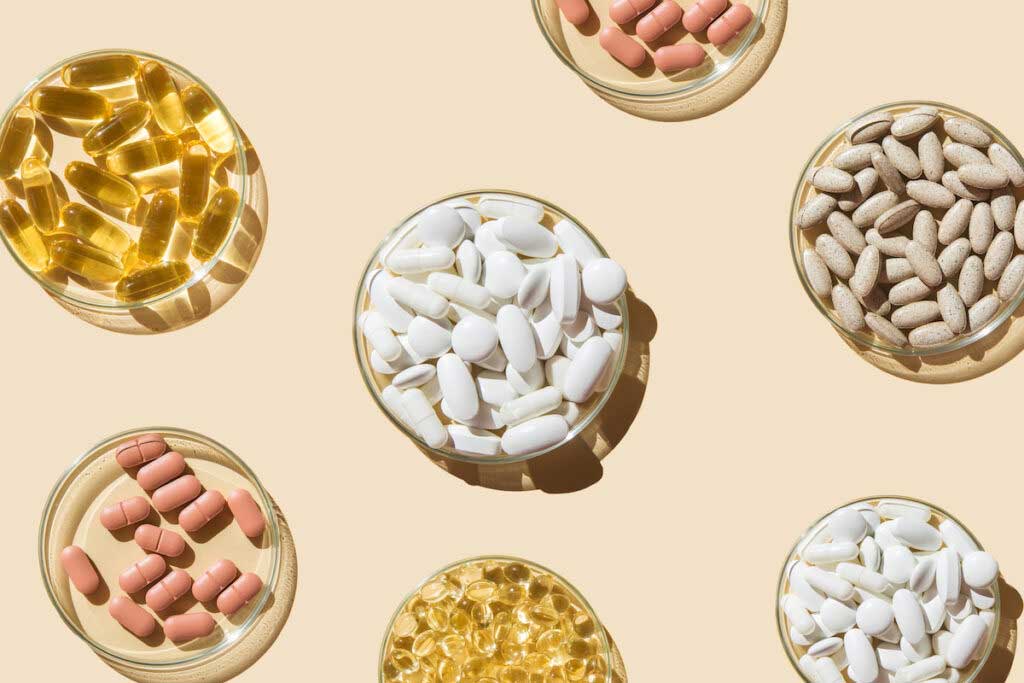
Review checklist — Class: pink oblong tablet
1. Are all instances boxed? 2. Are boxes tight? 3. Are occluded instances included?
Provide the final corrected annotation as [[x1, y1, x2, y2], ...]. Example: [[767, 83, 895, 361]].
[[707, 3, 753, 46], [556, 0, 591, 26], [61, 545, 100, 595], [654, 43, 707, 71], [119, 554, 167, 593], [217, 572, 263, 616], [134, 524, 187, 557], [599, 27, 647, 69], [115, 433, 167, 468], [637, 1, 683, 41], [136, 451, 186, 491], [683, 0, 728, 33], [179, 490, 226, 533], [609, 0, 657, 24], [227, 489, 266, 538], [109, 595, 156, 638], [152, 474, 202, 512], [192, 559, 239, 603], [146, 569, 193, 611], [100, 496, 151, 531], [165, 612, 216, 643]]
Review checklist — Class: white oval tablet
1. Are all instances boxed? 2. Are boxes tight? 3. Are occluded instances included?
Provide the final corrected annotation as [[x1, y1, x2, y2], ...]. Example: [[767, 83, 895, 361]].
[[946, 615, 987, 669], [549, 254, 581, 324], [369, 270, 413, 333], [554, 218, 601, 267], [820, 598, 857, 633], [581, 258, 627, 304], [844, 629, 878, 683], [893, 589, 926, 645], [451, 315, 498, 363], [407, 316, 452, 359], [506, 360, 544, 395], [496, 305, 538, 374], [436, 354, 479, 422], [500, 414, 568, 456], [893, 517, 942, 551], [456, 240, 482, 283], [531, 300, 564, 359], [417, 205, 465, 248], [392, 364, 436, 390], [474, 223, 507, 258], [484, 251, 527, 299], [544, 355, 572, 393], [495, 216, 558, 257], [516, 266, 551, 310], [563, 337, 613, 403]]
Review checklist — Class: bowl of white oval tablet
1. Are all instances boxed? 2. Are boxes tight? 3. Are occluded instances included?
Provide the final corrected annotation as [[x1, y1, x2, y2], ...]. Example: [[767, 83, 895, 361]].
[[776, 496, 1001, 683], [354, 190, 631, 464]]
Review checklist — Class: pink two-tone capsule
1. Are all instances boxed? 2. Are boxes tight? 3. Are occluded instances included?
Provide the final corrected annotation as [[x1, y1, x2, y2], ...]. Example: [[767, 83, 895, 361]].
[[152, 474, 202, 512], [60, 545, 100, 595], [179, 490, 226, 533], [227, 488, 266, 538], [115, 433, 167, 468], [654, 43, 707, 71], [683, 0, 728, 33], [136, 451, 186, 491], [609, 0, 658, 24], [119, 554, 167, 593], [217, 572, 263, 616], [193, 559, 239, 603], [146, 569, 192, 611], [708, 3, 753, 46], [109, 595, 156, 638], [165, 612, 216, 643], [599, 27, 647, 69], [556, 0, 591, 26], [100, 496, 151, 531], [637, 1, 684, 42], [134, 524, 187, 557]]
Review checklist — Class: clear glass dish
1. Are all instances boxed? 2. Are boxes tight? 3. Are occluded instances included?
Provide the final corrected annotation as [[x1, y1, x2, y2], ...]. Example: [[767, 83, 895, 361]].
[[790, 101, 1024, 358], [378, 555, 613, 683], [775, 495, 1000, 683], [38, 427, 281, 674], [353, 189, 630, 465]]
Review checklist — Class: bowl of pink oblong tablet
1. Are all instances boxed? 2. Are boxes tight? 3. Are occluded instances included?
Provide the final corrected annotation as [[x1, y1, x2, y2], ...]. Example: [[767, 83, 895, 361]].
[[533, 0, 787, 120]]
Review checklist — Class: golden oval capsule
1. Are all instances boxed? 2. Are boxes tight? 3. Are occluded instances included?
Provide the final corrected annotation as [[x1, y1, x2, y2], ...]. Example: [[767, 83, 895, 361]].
[[49, 235, 122, 282], [139, 62, 187, 134], [182, 85, 234, 154], [139, 190, 177, 262], [0, 200, 47, 271], [0, 107, 36, 179], [31, 86, 110, 121], [115, 261, 191, 302], [61, 203, 132, 256], [82, 101, 151, 156], [105, 134, 182, 176], [64, 161, 138, 208], [179, 142, 211, 217], [21, 158, 60, 233], [62, 54, 140, 88], [192, 187, 239, 261]]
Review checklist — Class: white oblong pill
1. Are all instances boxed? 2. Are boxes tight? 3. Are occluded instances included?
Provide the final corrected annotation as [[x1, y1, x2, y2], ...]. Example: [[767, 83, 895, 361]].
[[883, 545, 917, 586], [877, 642, 909, 672], [878, 501, 931, 522], [804, 566, 855, 601], [401, 388, 447, 448], [893, 589, 927, 644], [544, 355, 572, 393], [475, 370, 518, 406], [900, 634, 931, 663], [496, 305, 538, 374], [936, 548, 961, 604], [894, 654, 945, 683], [837, 563, 891, 594], [475, 344, 507, 372], [474, 222, 507, 258], [586, 297, 623, 330], [962, 551, 998, 589], [456, 240, 482, 283], [829, 508, 869, 544], [845, 629, 878, 683], [554, 218, 601, 267], [516, 266, 551, 311], [939, 519, 979, 559], [392, 363, 436, 390], [821, 598, 857, 633], [382, 385, 412, 428], [451, 315, 498, 363], [500, 414, 568, 457], [506, 360, 544, 395], [909, 556, 937, 594], [531, 299, 564, 360], [495, 216, 558, 257], [563, 310, 597, 344], [417, 205, 466, 248], [444, 199, 481, 235], [856, 598, 894, 636], [386, 246, 457, 275], [782, 595, 816, 636], [484, 251, 527, 299], [388, 277, 450, 319], [555, 400, 580, 426], [814, 657, 843, 683], [894, 517, 943, 551], [790, 564, 826, 611], [562, 337, 613, 404], [946, 614, 987, 669], [861, 536, 881, 572], [581, 258, 627, 304], [498, 386, 562, 426], [550, 254, 581, 324], [369, 270, 414, 333], [921, 590, 946, 634], [804, 542, 860, 565], [797, 654, 818, 682], [447, 425, 500, 457], [359, 311, 402, 362], [808, 636, 843, 657], [436, 353, 479, 422], [371, 346, 413, 375], [442, 399, 505, 431], [479, 195, 544, 222], [427, 272, 491, 309], [407, 316, 452, 359]]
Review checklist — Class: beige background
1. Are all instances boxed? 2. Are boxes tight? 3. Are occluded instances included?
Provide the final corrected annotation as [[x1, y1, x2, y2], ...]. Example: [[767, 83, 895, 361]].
[[3, 0, 1023, 680]]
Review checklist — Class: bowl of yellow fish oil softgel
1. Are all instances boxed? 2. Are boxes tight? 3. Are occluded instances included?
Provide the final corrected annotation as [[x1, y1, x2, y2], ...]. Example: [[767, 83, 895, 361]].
[[0, 50, 257, 333], [379, 556, 624, 683]]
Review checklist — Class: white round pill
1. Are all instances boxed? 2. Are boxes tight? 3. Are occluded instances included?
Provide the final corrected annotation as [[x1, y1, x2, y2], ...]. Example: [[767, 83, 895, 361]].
[[581, 258, 627, 304], [451, 316, 498, 363], [417, 205, 465, 248], [856, 598, 894, 636], [962, 551, 998, 589]]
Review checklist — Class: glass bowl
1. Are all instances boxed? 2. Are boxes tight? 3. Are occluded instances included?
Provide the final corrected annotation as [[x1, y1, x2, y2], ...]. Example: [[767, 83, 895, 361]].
[[791, 101, 1024, 358], [378, 555, 613, 683], [353, 189, 630, 465], [0, 49, 254, 332], [532, 0, 785, 120], [39, 427, 281, 674], [776, 495, 1000, 683]]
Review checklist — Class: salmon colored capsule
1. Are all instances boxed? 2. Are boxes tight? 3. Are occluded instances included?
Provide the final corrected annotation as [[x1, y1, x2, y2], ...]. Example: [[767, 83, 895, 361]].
[[683, 0, 728, 32], [654, 43, 707, 71], [165, 612, 216, 643], [707, 3, 753, 46], [152, 474, 202, 512], [599, 27, 647, 68], [119, 554, 167, 593], [109, 595, 156, 638], [217, 572, 263, 616], [146, 569, 192, 611], [134, 524, 186, 557], [227, 488, 266, 538], [60, 545, 100, 595], [101, 496, 151, 531], [609, 0, 657, 24], [179, 490, 226, 533], [192, 559, 239, 602], [115, 433, 168, 468], [136, 451, 186, 491], [637, 1, 684, 41], [556, 0, 591, 25]]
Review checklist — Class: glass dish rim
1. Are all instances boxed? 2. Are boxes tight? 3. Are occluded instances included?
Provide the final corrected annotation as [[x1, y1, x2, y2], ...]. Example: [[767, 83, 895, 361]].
[[377, 554, 613, 683], [0, 47, 249, 311], [37, 425, 281, 670], [774, 494, 1001, 683], [789, 99, 1024, 357], [531, 0, 771, 100], [352, 188, 631, 466]]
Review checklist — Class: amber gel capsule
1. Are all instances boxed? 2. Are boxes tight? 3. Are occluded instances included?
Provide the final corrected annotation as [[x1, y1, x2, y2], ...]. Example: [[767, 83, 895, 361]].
[[116, 261, 191, 302], [61, 203, 132, 257], [31, 86, 110, 121], [49, 235, 123, 282], [0, 200, 47, 271], [106, 134, 182, 176], [179, 142, 211, 217], [82, 101, 151, 156], [182, 85, 234, 154], [0, 107, 36, 178], [138, 190, 177, 262], [65, 161, 138, 208], [21, 158, 61, 233], [62, 54, 139, 88], [139, 61, 187, 134], [192, 187, 239, 261]]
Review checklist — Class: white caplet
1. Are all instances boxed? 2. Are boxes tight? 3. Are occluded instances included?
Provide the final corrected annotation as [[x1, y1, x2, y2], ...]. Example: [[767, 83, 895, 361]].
[[500, 415, 568, 456], [553, 218, 601, 267], [401, 388, 447, 448], [563, 337, 613, 403], [496, 305, 538, 374], [549, 253, 581, 324], [386, 246, 456, 275], [359, 310, 402, 361], [447, 425, 500, 457], [436, 354, 479, 422], [428, 272, 491, 309], [499, 386, 562, 427], [494, 216, 558, 257]]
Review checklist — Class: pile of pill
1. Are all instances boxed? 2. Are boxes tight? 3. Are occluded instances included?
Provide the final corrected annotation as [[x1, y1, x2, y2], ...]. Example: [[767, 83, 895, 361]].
[[781, 499, 1000, 683], [556, 0, 754, 72], [796, 105, 1024, 348], [382, 558, 609, 683], [0, 53, 241, 303], [360, 194, 628, 458], [59, 433, 267, 644]]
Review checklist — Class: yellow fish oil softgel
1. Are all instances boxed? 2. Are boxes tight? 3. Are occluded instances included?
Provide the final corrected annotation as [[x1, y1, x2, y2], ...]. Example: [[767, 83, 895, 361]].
[[61, 203, 132, 257], [0, 107, 36, 179], [0, 200, 47, 271], [64, 161, 138, 208], [178, 142, 211, 217], [82, 101, 151, 156], [139, 61, 187, 135], [182, 85, 234, 154], [31, 86, 111, 121], [21, 158, 61, 233], [48, 235, 123, 282], [192, 187, 239, 261], [105, 134, 181, 176], [62, 54, 139, 88], [116, 260, 191, 302], [138, 190, 177, 262]]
